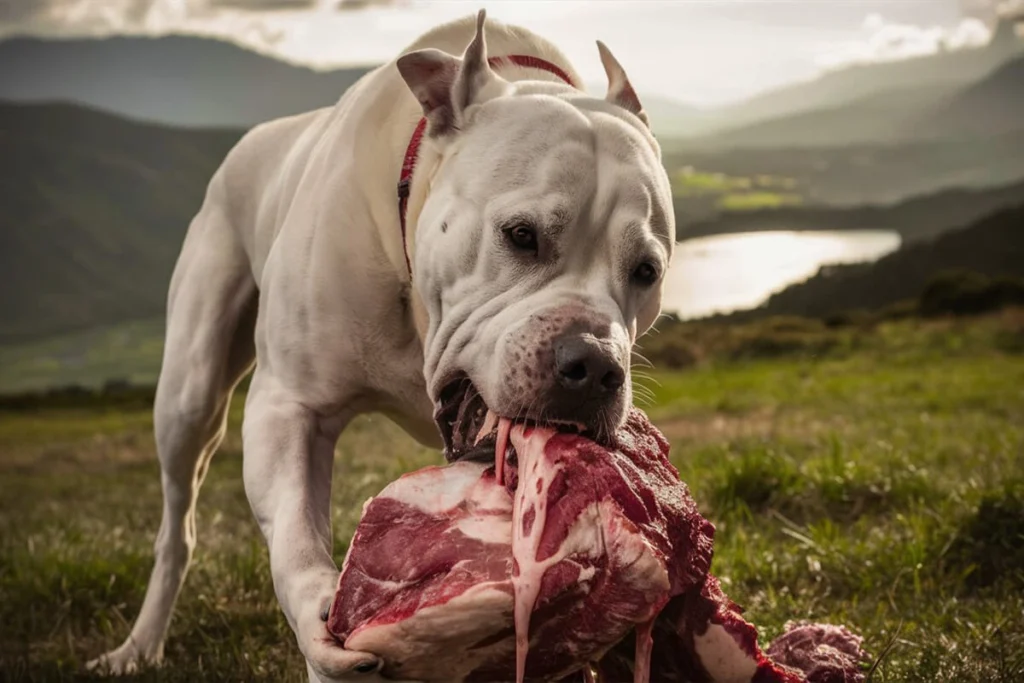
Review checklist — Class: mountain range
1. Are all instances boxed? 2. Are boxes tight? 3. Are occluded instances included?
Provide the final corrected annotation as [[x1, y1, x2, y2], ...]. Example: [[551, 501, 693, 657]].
[[916, 55, 1024, 140], [0, 34, 372, 128], [0, 32, 715, 136], [699, 16, 1023, 138], [1, 27, 1023, 346], [2, 24, 1022, 144], [693, 53, 1024, 149], [3, 97, 1022, 344]]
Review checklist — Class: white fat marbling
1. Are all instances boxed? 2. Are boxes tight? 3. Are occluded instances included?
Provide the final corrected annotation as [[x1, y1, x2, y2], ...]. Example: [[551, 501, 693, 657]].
[[454, 513, 514, 544], [383, 462, 487, 514]]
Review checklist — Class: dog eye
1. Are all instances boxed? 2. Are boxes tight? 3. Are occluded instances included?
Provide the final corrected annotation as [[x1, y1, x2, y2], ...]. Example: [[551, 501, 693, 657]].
[[505, 223, 538, 253], [632, 262, 659, 286]]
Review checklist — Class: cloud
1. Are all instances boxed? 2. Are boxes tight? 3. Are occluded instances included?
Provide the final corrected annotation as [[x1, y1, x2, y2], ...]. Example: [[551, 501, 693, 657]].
[[211, 0, 316, 10], [0, 0, 400, 37], [816, 13, 995, 69], [0, 0, 310, 38], [1, 0, 155, 35], [946, 14, 994, 48]]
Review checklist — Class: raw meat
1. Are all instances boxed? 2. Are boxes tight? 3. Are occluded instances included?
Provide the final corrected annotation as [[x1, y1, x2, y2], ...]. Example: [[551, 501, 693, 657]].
[[593, 576, 866, 683], [327, 409, 866, 682]]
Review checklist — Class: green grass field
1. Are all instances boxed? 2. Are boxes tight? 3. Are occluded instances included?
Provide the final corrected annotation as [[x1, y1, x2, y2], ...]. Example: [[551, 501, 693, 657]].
[[670, 168, 804, 214], [2, 313, 1023, 682], [0, 318, 167, 394]]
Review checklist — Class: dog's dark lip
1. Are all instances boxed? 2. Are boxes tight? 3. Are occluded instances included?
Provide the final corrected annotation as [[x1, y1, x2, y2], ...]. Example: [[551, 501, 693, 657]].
[[434, 376, 605, 462], [434, 375, 489, 462], [456, 442, 499, 464]]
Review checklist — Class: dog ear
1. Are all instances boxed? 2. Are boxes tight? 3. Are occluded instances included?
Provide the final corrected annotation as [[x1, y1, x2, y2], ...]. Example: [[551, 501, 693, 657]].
[[596, 41, 649, 128], [397, 9, 505, 137]]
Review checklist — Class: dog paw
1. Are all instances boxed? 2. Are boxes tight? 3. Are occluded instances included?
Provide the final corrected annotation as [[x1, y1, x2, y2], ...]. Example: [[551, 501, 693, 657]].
[[303, 632, 388, 682], [86, 640, 159, 676], [299, 605, 395, 682]]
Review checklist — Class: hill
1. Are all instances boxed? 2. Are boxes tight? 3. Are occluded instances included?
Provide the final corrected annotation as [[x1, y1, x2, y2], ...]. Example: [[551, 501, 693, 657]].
[[664, 130, 1024, 208], [681, 179, 1024, 243], [914, 54, 1024, 140], [0, 34, 372, 128], [739, 204, 1024, 319], [690, 53, 1024, 150], [691, 83, 956, 149], [3, 35, 699, 134], [634, 94, 711, 139], [691, 18, 1023, 140], [2, 28, 1020, 139], [3, 95, 1023, 345], [0, 102, 243, 342]]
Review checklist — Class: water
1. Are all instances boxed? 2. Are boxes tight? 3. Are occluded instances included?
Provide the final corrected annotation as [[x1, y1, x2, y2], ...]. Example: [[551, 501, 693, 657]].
[[661, 230, 902, 320]]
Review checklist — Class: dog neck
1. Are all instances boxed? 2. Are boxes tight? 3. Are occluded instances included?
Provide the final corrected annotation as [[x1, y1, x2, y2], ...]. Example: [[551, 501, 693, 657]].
[[401, 144, 440, 343]]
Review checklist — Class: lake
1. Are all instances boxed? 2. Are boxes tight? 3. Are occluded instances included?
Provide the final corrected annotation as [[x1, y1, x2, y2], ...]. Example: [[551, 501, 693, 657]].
[[662, 230, 902, 320]]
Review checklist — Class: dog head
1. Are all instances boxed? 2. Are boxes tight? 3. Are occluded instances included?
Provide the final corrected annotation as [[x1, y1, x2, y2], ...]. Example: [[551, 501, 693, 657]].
[[398, 11, 674, 456]]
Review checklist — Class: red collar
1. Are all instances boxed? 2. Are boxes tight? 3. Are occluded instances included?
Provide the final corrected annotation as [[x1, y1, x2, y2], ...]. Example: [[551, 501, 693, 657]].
[[397, 54, 576, 275]]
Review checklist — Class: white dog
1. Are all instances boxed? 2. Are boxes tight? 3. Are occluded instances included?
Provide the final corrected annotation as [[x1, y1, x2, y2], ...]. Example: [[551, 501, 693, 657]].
[[89, 10, 674, 682]]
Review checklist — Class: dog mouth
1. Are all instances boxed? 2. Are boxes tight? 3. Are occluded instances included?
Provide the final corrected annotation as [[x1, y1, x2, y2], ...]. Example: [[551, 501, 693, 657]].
[[434, 377, 594, 463], [434, 379, 495, 463]]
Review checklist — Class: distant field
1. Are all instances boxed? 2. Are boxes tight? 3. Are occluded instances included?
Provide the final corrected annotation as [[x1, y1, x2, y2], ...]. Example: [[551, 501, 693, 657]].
[[1, 313, 1022, 681], [0, 318, 166, 393], [670, 167, 804, 221]]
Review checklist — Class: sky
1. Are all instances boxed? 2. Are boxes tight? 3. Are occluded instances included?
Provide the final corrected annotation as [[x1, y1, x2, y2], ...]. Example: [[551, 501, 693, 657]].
[[1, 0, 1021, 105]]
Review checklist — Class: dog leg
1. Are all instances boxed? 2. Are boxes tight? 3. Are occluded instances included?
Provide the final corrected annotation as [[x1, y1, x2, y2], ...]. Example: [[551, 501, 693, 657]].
[[242, 371, 386, 682], [89, 198, 257, 675]]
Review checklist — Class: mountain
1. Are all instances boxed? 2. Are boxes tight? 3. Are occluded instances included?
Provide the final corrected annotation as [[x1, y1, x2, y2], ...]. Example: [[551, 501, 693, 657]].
[[740, 204, 1024, 319], [682, 179, 1024, 243], [689, 51, 1024, 150], [0, 102, 243, 342], [689, 83, 957, 149], [914, 55, 1024, 139], [635, 94, 711, 139], [0, 34, 373, 128], [3, 25, 1021, 138], [693, 16, 1024, 139], [4, 35, 701, 133]]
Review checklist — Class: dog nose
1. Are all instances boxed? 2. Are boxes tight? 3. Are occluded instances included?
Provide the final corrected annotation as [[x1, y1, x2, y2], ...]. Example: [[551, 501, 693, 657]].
[[554, 335, 626, 394]]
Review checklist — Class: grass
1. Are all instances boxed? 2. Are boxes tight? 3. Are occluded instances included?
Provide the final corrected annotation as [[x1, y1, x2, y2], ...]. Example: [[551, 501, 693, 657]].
[[2, 313, 1024, 681], [670, 167, 804, 215], [717, 191, 804, 211], [0, 318, 166, 394]]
